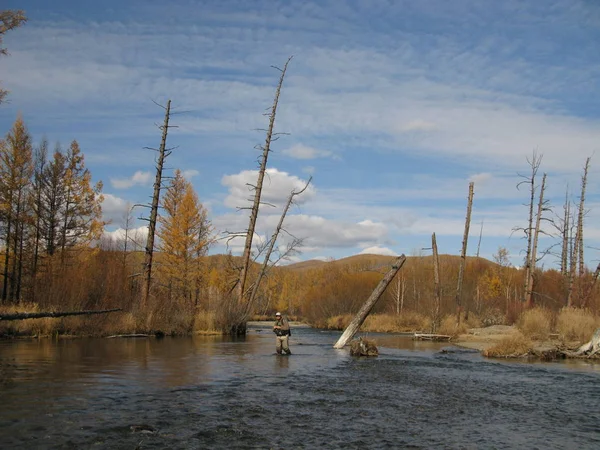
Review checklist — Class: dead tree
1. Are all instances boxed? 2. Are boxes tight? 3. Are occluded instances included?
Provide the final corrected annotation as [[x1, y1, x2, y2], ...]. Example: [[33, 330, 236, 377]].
[[456, 182, 474, 325], [234, 57, 292, 332], [245, 176, 312, 317], [515, 152, 542, 304], [390, 272, 406, 315], [526, 173, 547, 308], [560, 188, 570, 278], [141, 100, 172, 309], [0, 308, 121, 321], [576, 157, 591, 279], [334, 255, 406, 349], [476, 220, 484, 258], [432, 233, 441, 332]]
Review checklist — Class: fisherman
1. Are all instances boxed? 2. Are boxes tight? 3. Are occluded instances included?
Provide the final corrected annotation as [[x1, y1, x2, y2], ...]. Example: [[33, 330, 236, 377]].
[[273, 312, 292, 355]]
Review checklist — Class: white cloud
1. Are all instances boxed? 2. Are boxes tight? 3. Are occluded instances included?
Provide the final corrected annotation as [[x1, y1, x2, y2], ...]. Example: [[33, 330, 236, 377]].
[[101, 193, 129, 224], [182, 169, 200, 179], [359, 246, 399, 256], [103, 226, 148, 247], [221, 168, 316, 209], [469, 173, 493, 185], [110, 171, 152, 189], [282, 143, 336, 160]]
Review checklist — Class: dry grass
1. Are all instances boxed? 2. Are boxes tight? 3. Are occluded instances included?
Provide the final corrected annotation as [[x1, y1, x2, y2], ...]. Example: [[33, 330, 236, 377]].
[[438, 314, 482, 337], [326, 314, 353, 330], [193, 310, 220, 335], [483, 332, 533, 357], [517, 307, 552, 340], [325, 312, 433, 333], [556, 307, 600, 345], [363, 314, 399, 332], [394, 311, 431, 332]]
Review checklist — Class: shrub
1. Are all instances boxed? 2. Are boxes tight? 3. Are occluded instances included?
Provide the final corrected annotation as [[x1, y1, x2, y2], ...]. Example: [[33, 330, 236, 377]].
[[326, 314, 352, 330], [436, 313, 481, 337], [395, 311, 431, 332], [193, 310, 219, 334], [517, 307, 552, 340], [480, 308, 506, 327], [556, 307, 599, 345], [483, 332, 532, 357], [363, 314, 398, 332]]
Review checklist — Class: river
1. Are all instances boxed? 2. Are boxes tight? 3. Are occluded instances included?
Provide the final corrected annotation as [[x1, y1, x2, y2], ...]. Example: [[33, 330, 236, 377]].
[[1, 322, 599, 449]]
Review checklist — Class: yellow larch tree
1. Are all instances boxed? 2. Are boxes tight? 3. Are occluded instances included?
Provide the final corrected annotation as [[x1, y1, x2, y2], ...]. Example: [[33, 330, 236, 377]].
[[158, 170, 211, 308], [0, 114, 33, 302]]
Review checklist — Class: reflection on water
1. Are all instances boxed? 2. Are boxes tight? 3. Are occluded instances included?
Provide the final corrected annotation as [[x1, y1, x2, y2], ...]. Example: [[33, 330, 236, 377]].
[[1, 323, 599, 449]]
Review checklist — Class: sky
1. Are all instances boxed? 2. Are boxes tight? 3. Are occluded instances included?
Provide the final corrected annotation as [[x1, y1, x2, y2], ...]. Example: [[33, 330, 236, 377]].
[[1, 0, 600, 268]]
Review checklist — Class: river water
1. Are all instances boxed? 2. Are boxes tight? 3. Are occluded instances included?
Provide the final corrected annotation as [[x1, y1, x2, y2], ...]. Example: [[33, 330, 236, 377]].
[[1, 323, 599, 449]]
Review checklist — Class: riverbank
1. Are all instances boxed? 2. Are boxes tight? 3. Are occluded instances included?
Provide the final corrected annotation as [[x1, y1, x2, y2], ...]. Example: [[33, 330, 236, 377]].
[[453, 324, 597, 360]]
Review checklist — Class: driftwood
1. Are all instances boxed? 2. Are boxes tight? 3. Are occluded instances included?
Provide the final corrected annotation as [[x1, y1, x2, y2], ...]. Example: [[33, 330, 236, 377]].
[[0, 308, 122, 321], [573, 327, 600, 357], [334, 254, 406, 349], [350, 337, 378, 357], [413, 333, 451, 342], [106, 333, 150, 339]]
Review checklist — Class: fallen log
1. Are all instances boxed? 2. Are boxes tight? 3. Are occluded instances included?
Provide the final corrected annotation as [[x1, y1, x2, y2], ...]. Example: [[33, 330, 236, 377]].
[[413, 333, 452, 342], [0, 308, 122, 321], [334, 254, 406, 349], [106, 333, 149, 339]]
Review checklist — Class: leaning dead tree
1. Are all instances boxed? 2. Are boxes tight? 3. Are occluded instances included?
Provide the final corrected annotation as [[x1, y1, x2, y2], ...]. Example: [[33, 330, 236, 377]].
[[0, 308, 121, 321], [245, 176, 312, 317], [456, 182, 474, 325], [334, 254, 407, 349], [232, 57, 292, 333], [141, 100, 173, 309]]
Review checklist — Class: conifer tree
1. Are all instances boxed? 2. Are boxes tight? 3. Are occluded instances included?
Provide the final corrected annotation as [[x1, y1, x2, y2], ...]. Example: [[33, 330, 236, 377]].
[[0, 115, 33, 302], [158, 170, 211, 304]]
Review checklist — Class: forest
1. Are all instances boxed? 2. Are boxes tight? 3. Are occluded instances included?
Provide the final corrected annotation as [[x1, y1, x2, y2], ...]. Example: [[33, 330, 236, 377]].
[[1, 9, 599, 343]]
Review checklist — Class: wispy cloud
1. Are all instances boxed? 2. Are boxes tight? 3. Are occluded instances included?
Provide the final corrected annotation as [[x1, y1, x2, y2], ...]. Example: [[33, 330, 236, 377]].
[[282, 143, 337, 160], [110, 171, 152, 189]]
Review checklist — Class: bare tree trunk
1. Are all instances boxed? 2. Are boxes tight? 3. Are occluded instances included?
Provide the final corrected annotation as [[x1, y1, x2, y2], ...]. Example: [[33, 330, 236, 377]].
[[526, 173, 546, 308], [2, 216, 12, 303], [334, 255, 406, 349], [567, 211, 578, 307], [560, 188, 569, 277], [245, 175, 310, 317], [476, 220, 483, 258], [519, 153, 542, 304], [142, 99, 172, 309], [236, 57, 292, 318], [456, 182, 474, 325], [577, 157, 590, 279], [432, 233, 441, 332]]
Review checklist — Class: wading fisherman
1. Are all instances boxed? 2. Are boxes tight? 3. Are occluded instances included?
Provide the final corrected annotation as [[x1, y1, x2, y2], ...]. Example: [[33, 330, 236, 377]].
[[273, 312, 292, 355]]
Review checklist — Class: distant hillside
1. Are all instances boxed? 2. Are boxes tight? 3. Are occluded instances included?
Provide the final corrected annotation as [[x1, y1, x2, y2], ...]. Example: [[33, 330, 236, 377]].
[[283, 253, 501, 272]]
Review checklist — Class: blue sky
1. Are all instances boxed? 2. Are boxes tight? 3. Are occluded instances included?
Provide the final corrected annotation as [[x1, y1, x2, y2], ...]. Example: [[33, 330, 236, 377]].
[[2, 0, 600, 268]]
